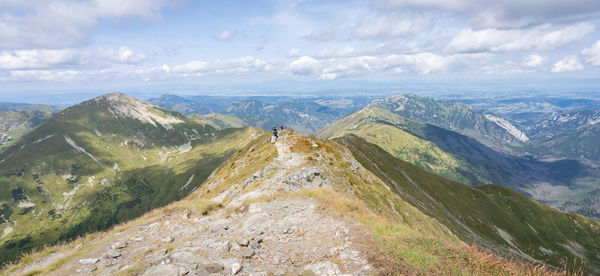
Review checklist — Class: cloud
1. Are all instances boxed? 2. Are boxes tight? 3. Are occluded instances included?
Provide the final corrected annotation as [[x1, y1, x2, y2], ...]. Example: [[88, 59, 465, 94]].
[[446, 23, 594, 53], [304, 12, 428, 42], [216, 30, 232, 41], [378, 0, 600, 28], [551, 56, 583, 72], [101, 47, 147, 64], [0, 49, 87, 70], [0, 0, 173, 49], [287, 48, 301, 57], [172, 56, 275, 76], [8, 69, 82, 81], [353, 15, 428, 40], [289, 52, 489, 79], [522, 54, 547, 67], [582, 40, 600, 66]]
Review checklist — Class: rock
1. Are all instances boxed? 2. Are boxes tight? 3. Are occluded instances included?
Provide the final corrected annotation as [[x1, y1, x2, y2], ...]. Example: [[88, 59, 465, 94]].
[[79, 258, 99, 265], [178, 266, 189, 275], [240, 248, 255, 258], [111, 241, 128, 249], [224, 225, 229, 230], [203, 263, 224, 273], [131, 235, 144, 242], [230, 241, 241, 252], [107, 249, 121, 258], [299, 261, 341, 275], [250, 241, 261, 249], [238, 238, 249, 246], [142, 264, 179, 276], [161, 236, 174, 243], [297, 227, 304, 237], [231, 262, 242, 275], [169, 250, 211, 265], [148, 249, 169, 265], [220, 258, 242, 275]]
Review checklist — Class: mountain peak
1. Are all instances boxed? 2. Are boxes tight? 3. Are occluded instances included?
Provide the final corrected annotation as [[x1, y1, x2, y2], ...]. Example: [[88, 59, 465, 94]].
[[89, 92, 185, 129], [93, 92, 140, 104]]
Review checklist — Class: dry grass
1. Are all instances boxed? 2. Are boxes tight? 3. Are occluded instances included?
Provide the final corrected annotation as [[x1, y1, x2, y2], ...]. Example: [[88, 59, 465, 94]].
[[1, 196, 225, 276], [251, 187, 574, 276]]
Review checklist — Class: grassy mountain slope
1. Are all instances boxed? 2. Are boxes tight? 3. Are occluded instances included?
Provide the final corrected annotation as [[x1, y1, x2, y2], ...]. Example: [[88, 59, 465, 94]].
[[0, 92, 259, 265], [317, 106, 483, 185], [0, 111, 53, 148], [3, 131, 565, 275], [318, 106, 600, 220], [526, 110, 600, 161], [337, 134, 600, 273], [371, 95, 527, 153], [187, 113, 248, 129]]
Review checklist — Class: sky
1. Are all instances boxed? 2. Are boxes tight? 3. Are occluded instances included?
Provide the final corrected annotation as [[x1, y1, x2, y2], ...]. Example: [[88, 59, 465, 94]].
[[1, 0, 600, 103]]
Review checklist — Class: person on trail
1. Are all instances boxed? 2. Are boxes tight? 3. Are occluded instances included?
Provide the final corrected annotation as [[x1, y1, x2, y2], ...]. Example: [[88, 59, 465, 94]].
[[280, 125, 284, 130], [273, 127, 279, 140]]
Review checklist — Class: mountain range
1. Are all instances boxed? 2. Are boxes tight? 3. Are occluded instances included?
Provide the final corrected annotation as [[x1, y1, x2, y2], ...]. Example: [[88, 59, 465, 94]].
[[1, 92, 600, 275], [4, 129, 599, 275], [149, 94, 372, 134], [317, 98, 600, 220]]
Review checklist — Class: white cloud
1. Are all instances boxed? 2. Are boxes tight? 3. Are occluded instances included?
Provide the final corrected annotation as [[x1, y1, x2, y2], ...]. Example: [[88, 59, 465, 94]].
[[551, 56, 583, 72], [379, 0, 600, 28], [582, 40, 600, 66], [101, 47, 147, 64], [446, 23, 594, 53], [353, 15, 428, 40], [9, 69, 81, 81], [289, 52, 489, 79], [0, 49, 87, 70], [0, 0, 173, 49], [304, 12, 428, 42], [522, 54, 547, 67], [172, 56, 275, 76], [217, 30, 232, 41], [287, 48, 301, 57]]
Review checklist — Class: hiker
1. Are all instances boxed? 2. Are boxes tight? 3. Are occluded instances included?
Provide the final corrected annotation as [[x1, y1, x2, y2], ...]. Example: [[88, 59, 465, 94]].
[[273, 127, 279, 140], [280, 125, 284, 130]]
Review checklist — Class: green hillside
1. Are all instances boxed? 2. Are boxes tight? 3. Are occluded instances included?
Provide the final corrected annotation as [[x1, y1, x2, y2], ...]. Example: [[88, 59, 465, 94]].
[[0, 92, 260, 265], [188, 112, 248, 129], [371, 95, 527, 154], [317, 106, 484, 185], [318, 106, 600, 220], [337, 134, 600, 273], [0, 111, 53, 148]]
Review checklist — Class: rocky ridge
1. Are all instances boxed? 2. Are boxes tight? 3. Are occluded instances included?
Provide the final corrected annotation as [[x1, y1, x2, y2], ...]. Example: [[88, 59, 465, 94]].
[[9, 131, 377, 275]]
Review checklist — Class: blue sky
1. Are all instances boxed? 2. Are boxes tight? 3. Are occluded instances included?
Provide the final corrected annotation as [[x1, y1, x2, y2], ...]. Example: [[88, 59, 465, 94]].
[[1, 0, 600, 102]]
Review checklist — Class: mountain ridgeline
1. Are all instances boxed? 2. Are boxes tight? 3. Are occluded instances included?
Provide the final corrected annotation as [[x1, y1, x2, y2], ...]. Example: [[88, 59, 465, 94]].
[[337, 134, 600, 273], [3, 130, 599, 275], [369, 95, 529, 153], [1, 92, 600, 275], [0, 93, 258, 265], [149, 94, 372, 134], [317, 97, 600, 220]]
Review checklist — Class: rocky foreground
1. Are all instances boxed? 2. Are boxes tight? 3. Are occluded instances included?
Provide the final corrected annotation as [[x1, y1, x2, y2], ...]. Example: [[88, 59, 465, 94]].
[[10, 131, 377, 275]]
